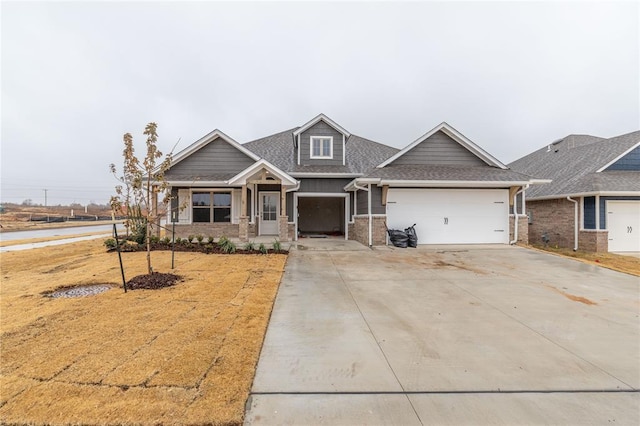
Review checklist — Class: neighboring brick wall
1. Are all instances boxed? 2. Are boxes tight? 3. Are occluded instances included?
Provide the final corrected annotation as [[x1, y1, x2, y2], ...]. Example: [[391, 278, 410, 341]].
[[351, 215, 386, 246], [173, 223, 239, 239], [509, 215, 529, 245], [527, 199, 577, 248], [288, 223, 295, 239], [579, 230, 609, 252]]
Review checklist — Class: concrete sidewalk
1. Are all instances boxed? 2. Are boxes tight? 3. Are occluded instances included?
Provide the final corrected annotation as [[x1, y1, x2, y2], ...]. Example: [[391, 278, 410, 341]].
[[245, 243, 639, 425]]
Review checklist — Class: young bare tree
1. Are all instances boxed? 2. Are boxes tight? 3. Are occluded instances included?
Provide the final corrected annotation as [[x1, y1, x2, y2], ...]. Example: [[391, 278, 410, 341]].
[[110, 122, 173, 275]]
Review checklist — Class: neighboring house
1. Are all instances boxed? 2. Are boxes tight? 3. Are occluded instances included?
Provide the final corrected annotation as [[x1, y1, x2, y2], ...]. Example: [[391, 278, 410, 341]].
[[509, 131, 640, 252], [163, 114, 538, 246]]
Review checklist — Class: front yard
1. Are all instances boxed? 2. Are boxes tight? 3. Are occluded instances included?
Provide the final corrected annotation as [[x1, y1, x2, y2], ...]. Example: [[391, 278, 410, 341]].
[[0, 240, 286, 425]]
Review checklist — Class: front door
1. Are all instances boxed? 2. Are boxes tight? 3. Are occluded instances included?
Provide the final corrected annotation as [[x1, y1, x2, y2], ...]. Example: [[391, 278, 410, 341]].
[[259, 192, 280, 235]]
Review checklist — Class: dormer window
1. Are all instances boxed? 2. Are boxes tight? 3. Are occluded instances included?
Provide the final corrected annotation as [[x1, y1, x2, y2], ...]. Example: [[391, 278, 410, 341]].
[[310, 136, 333, 159]]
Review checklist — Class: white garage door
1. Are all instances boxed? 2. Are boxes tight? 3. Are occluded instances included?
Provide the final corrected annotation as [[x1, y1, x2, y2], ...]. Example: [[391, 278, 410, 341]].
[[607, 201, 640, 252], [386, 188, 509, 244]]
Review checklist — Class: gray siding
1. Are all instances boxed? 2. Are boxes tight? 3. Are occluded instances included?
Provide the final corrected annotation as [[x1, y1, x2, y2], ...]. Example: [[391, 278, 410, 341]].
[[355, 186, 385, 215], [391, 130, 486, 166], [299, 121, 345, 166], [165, 137, 255, 177], [607, 146, 640, 171], [299, 178, 352, 193]]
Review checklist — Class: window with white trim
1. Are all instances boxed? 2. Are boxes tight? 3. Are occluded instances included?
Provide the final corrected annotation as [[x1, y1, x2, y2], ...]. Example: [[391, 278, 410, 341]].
[[192, 191, 231, 223], [310, 136, 333, 159]]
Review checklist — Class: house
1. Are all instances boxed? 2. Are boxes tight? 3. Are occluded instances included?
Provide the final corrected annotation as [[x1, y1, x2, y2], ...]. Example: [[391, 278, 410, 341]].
[[509, 131, 640, 252], [162, 114, 539, 246]]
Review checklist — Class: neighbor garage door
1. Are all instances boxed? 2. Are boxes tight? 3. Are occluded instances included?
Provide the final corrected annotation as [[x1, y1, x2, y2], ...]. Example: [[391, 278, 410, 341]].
[[386, 188, 509, 244], [607, 201, 640, 252]]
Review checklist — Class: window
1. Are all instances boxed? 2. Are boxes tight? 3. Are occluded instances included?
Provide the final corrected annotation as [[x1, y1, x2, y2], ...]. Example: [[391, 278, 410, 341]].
[[192, 191, 231, 223], [310, 136, 333, 159]]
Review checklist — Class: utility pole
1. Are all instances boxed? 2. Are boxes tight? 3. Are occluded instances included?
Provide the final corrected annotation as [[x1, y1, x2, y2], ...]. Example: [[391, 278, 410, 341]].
[[43, 189, 48, 206]]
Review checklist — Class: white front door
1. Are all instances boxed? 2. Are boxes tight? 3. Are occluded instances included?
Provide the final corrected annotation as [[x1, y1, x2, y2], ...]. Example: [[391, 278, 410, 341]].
[[607, 201, 640, 252], [259, 192, 280, 235]]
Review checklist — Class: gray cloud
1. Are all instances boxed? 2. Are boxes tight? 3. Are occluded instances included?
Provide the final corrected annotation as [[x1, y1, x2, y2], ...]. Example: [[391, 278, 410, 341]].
[[2, 1, 638, 205]]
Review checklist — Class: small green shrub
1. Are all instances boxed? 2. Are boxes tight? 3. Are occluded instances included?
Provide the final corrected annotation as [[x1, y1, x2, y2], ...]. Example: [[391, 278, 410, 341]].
[[187, 235, 195, 243], [196, 234, 204, 244], [207, 236, 215, 244], [258, 243, 267, 254], [104, 238, 117, 249], [161, 236, 171, 244], [218, 237, 236, 254], [174, 237, 182, 244], [150, 235, 160, 244], [243, 241, 255, 251], [272, 239, 281, 252]]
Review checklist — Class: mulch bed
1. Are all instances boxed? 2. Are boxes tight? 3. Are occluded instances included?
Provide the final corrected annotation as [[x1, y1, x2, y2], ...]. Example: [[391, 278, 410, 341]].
[[111, 242, 287, 255], [127, 272, 183, 290]]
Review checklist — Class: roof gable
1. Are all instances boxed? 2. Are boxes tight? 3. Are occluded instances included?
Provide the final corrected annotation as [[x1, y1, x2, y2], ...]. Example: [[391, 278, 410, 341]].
[[598, 142, 640, 172], [292, 114, 351, 140], [378, 122, 506, 169], [171, 129, 259, 168]]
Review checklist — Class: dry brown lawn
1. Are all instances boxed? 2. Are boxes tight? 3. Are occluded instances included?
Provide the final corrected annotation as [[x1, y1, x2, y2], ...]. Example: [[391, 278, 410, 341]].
[[529, 244, 640, 276], [0, 240, 287, 425]]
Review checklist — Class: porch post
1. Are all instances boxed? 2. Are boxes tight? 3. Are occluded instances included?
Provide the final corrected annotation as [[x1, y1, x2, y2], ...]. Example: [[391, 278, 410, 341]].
[[239, 184, 249, 242], [279, 187, 289, 242]]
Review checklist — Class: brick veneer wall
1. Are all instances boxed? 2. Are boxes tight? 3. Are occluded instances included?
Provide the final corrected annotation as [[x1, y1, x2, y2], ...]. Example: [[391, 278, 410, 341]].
[[527, 199, 576, 248], [579, 230, 609, 252], [351, 215, 387, 246], [527, 198, 608, 252], [173, 223, 240, 239]]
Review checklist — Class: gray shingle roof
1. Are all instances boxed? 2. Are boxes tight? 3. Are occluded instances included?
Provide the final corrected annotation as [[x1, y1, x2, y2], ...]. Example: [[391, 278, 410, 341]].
[[509, 131, 640, 198], [165, 172, 237, 182], [364, 165, 533, 182], [243, 129, 399, 175]]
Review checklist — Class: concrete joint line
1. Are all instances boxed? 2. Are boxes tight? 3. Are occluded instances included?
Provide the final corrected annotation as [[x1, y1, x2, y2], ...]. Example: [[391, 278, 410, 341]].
[[251, 389, 640, 395], [329, 253, 425, 426]]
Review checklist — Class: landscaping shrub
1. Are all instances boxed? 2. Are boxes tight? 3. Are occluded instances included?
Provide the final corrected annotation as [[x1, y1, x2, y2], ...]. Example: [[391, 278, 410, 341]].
[[272, 239, 281, 252], [243, 241, 255, 251], [196, 234, 204, 244], [104, 238, 117, 250], [258, 243, 267, 254]]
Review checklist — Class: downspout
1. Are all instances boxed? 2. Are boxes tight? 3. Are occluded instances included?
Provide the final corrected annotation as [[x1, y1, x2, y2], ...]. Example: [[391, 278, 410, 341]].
[[510, 184, 529, 245], [286, 181, 301, 240], [567, 196, 578, 251], [353, 182, 372, 247]]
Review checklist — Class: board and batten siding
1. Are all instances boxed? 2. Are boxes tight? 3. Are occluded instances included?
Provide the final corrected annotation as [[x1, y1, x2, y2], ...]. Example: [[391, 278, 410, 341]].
[[299, 121, 344, 166], [356, 185, 385, 215], [165, 137, 256, 177], [390, 130, 486, 166], [606, 146, 640, 171]]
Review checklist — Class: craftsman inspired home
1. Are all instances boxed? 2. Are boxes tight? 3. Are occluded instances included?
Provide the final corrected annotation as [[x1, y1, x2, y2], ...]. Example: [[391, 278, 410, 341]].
[[163, 114, 540, 246], [509, 131, 640, 252]]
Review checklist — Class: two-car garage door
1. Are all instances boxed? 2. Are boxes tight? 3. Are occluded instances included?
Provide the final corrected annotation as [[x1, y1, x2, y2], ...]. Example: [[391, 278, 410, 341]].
[[386, 188, 509, 244]]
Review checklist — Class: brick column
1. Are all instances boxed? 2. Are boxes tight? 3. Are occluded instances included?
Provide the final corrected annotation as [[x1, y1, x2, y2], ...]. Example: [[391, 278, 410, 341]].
[[278, 215, 289, 241], [239, 216, 249, 242]]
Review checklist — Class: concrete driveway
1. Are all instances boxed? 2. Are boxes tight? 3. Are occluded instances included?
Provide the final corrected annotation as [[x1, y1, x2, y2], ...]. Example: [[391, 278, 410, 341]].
[[245, 242, 639, 425]]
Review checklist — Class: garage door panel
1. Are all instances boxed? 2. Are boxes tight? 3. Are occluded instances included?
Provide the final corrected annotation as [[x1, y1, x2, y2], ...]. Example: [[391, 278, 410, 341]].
[[387, 189, 509, 245], [607, 201, 640, 252]]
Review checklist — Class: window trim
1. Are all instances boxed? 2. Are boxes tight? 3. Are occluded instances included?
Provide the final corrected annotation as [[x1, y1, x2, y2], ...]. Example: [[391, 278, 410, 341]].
[[191, 190, 232, 223], [310, 136, 333, 159]]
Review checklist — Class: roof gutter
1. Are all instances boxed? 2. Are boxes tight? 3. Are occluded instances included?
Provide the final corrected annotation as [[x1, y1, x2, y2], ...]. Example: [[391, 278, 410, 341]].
[[527, 190, 640, 201], [510, 184, 529, 245]]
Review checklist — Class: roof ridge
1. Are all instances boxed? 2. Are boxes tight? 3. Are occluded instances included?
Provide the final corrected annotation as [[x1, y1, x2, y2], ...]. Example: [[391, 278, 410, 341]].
[[244, 127, 299, 145]]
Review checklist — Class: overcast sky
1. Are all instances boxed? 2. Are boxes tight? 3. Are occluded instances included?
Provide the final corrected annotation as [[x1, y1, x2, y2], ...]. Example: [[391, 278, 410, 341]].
[[2, 1, 638, 206]]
